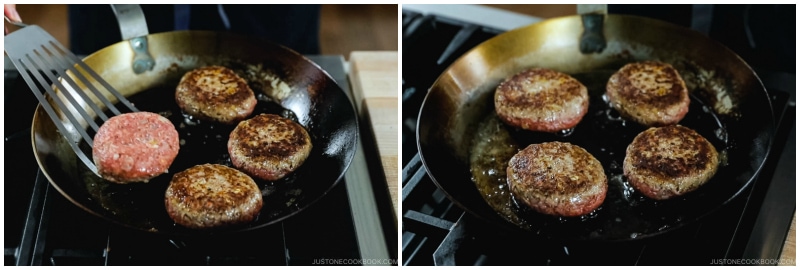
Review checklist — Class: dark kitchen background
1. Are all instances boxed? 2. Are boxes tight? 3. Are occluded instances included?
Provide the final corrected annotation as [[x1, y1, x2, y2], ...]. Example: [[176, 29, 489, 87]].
[[402, 4, 795, 266], [7, 4, 397, 60]]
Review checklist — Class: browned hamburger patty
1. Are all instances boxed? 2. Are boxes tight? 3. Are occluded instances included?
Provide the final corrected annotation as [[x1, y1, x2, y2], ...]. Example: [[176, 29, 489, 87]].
[[494, 68, 589, 132], [507, 142, 607, 217], [606, 61, 690, 126], [165, 164, 263, 229], [175, 65, 257, 125], [228, 114, 312, 181], [623, 125, 719, 200], [92, 112, 180, 184]]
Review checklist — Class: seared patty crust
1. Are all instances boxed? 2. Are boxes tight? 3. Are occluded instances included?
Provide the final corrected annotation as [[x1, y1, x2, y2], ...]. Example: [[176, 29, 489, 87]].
[[494, 68, 589, 132], [507, 142, 607, 217], [624, 125, 719, 200], [606, 61, 690, 126], [92, 112, 180, 184], [175, 65, 257, 125], [165, 164, 263, 229], [228, 114, 312, 181]]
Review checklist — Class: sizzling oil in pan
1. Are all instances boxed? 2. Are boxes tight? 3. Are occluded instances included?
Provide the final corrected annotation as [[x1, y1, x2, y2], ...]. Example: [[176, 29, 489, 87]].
[[76, 70, 310, 232], [469, 69, 731, 239]]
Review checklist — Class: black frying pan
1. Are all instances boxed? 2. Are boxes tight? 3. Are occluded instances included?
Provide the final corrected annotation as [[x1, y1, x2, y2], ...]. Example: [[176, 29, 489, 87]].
[[31, 30, 358, 236], [416, 14, 774, 242]]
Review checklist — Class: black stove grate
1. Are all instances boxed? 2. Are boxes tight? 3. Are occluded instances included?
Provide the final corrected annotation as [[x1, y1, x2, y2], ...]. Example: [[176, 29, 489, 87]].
[[401, 8, 795, 266], [14, 170, 360, 266], [401, 12, 503, 167]]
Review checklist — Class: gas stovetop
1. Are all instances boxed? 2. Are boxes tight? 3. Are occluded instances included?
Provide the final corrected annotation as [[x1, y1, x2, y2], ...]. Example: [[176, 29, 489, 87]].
[[401, 6, 795, 266], [4, 55, 397, 266]]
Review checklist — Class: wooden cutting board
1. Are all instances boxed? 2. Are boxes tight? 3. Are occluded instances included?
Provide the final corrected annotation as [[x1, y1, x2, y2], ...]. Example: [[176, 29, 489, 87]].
[[780, 215, 796, 265], [348, 51, 398, 214]]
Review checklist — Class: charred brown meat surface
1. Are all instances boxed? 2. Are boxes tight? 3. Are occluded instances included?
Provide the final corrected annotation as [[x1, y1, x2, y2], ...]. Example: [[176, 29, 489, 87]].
[[494, 68, 589, 132], [228, 113, 312, 181], [624, 125, 719, 200], [507, 141, 607, 217], [175, 65, 257, 124], [165, 164, 263, 229], [606, 61, 690, 126]]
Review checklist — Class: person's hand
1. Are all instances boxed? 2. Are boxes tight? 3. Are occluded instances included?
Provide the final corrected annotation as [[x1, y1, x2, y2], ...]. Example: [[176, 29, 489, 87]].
[[5, 4, 22, 34]]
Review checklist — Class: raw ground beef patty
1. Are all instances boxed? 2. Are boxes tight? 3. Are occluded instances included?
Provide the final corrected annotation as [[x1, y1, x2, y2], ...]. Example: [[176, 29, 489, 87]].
[[92, 111, 180, 184]]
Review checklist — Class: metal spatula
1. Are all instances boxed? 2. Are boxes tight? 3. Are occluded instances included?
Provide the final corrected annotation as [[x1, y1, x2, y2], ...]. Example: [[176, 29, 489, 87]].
[[4, 19, 139, 175]]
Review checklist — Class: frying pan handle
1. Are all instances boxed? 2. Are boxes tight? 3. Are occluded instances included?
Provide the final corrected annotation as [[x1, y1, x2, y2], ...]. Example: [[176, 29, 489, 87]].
[[110, 4, 154, 74], [577, 4, 607, 54]]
